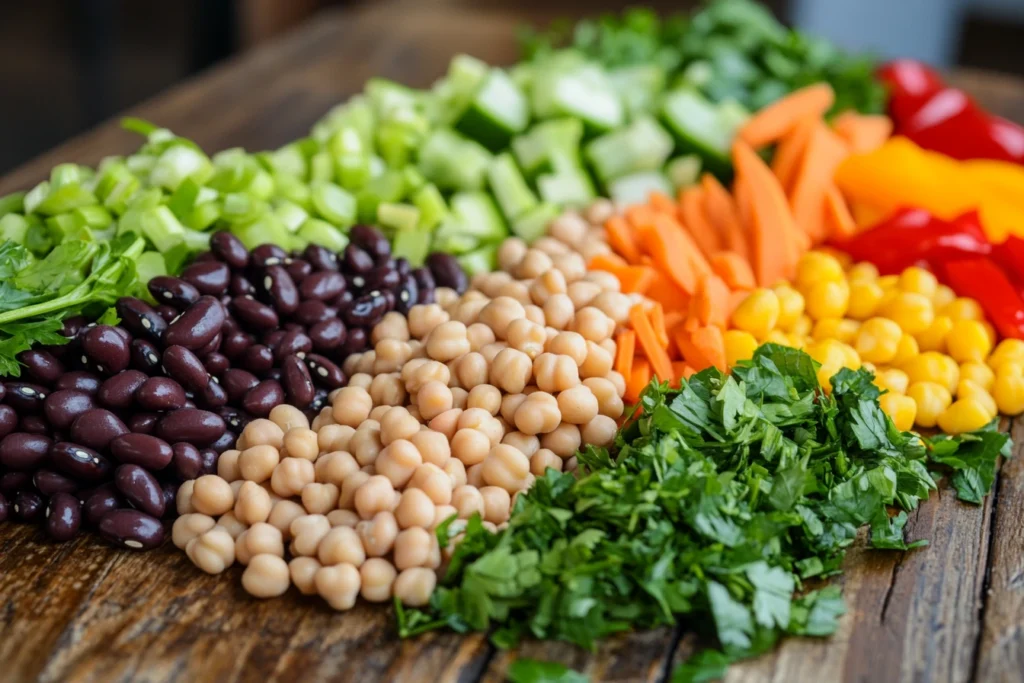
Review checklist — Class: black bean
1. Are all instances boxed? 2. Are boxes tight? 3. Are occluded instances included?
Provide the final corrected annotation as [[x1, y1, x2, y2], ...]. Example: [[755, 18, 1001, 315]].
[[350, 225, 390, 262], [98, 509, 165, 550], [114, 464, 165, 518], [18, 349, 65, 385], [61, 315, 88, 340], [341, 327, 369, 355], [136, 377, 187, 412], [304, 244, 338, 271], [164, 296, 226, 350], [210, 231, 249, 269], [203, 352, 230, 376], [128, 412, 159, 435], [308, 318, 347, 352], [300, 271, 346, 301], [197, 378, 228, 409], [13, 490, 45, 522], [241, 345, 274, 374], [162, 483, 178, 517], [221, 330, 254, 360], [221, 368, 259, 404], [43, 390, 95, 430], [83, 485, 121, 526], [199, 448, 218, 475], [294, 300, 334, 326], [305, 354, 346, 389], [4, 382, 48, 412], [34, 469, 79, 496], [229, 273, 256, 297], [170, 442, 203, 481], [155, 304, 179, 323], [19, 415, 49, 435], [0, 405, 16, 440], [242, 380, 284, 417], [395, 257, 411, 278], [194, 331, 223, 358], [259, 265, 300, 315], [412, 266, 436, 294], [395, 273, 420, 315], [0, 492, 7, 522], [162, 346, 210, 392], [285, 258, 312, 283], [45, 492, 82, 541], [218, 407, 250, 434], [281, 355, 315, 408], [70, 409, 129, 451], [129, 339, 162, 374], [426, 252, 468, 293], [230, 296, 279, 329], [0, 433, 52, 470], [54, 371, 101, 395], [251, 243, 287, 267], [97, 370, 148, 410], [365, 264, 400, 291], [149, 276, 201, 310], [80, 325, 131, 375], [51, 442, 111, 482], [116, 297, 168, 343], [274, 330, 313, 362], [343, 291, 388, 327], [181, 261, 231, 296], [343, 244, 375, 274], [155, 409, 226, 447], [0, 472, 31, 495], [208, 430, 237, 453]]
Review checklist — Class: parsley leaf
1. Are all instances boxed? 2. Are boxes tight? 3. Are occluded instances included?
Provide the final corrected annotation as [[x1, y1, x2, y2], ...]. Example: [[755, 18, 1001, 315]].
[[507, 659, 589, 683]]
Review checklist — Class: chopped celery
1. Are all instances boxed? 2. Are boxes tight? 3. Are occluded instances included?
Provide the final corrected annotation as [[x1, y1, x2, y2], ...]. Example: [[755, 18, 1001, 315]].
[[328, 127, 372, 190], [274, 173, 312, 208], [167, 178, 202, 219], [377, 202, 421, 233], [72, 205, 114, 229], [267, 142, 309, 178], [450, 192, 507, 242], [24, 221, 54, 256], [0, 214, 30, 244], [182, 201, 221, 231], [0, 192, 26, 218], [135, 251, 168, 284], [149, 145, 212, 191], [275, 200, 309, 233], [233, 215, 294, 251], [487, 153, 538, 221], [454, 68, 529, 150], [412, 184, 448, 231], [181, 227, 212, 252], [584, 116, 674, 183], [298, 218, 349, 252], [35, 184, 99, 217], [512, 202, 560, 244], [392, 227, 432, 266], [51, 163, 86, 189], [102, 176, 142, 216], [607, 64, 667, 117], [532, 61, 624, 132], [607, 171, 673, 206], [356, 171, 406, 223], [418, 129, 492, 191], [665, 155, 702, 189], [366, 78, 422, 116], [402, 166, 426, 194], [457, 242, 500, 276], [511, 118, 584, 176], [139, 206, 187, 252], [431, 224, 479, 255], [221, 193, 266, 223], [661, 89, 748, 178], [537, 153, 596, 208], [310, 181, 357, 227], [310, 151, 334, 183]]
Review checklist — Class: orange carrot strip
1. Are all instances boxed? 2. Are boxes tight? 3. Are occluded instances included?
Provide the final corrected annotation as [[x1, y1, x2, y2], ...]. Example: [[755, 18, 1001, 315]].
[[616, 265, 658, 295], [615, 330, 636, 382], [604, 216, 641, 264], [626, 358, 652, 403], [643, 270, 690, 311], [669, 361, 695, 388], [688, 274, 731, 329], [649, 303, 669, 348], [832, 112, 894, 153], [664, 311, 686, 335], [648, 191, 676, 215], [629, 304, 674, 383], [727, 289, 750, 321], [739, 83, 836, 147], [679, 187, 723, 257], [790, 123, 850, 244], [626, 204, 659, 227], [676, 325, 727, 371], [701, 174, 749, 260], [771, 116, 817, 194], [588, 252, 629, 272], [634, 218, 700, 294], [710, 251, 757, 290], [824, 185, 857, 239]]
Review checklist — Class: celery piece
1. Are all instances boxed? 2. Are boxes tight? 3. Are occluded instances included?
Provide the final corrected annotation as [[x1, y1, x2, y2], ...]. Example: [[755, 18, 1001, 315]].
[[457, 242, 500, 276], [0, 192, 25, 218], [0, 214, 29, 244], [608, 64, 667, 118], [661, 88, 748, 178], [512, 202, 561, 244], [102, 175, 141, 216], [310, 181, 357, 227], [182, 201, 221, 232], [46, 213, 88, 242], [50, 163, 85, 189], [149, 145, 213, 191], [392, 226, 432, 266], [248, 168, 275, 201], [221, 193, 266, 224], [310, 151, 335, 183], [167, 177, 202, 219], [607, 171, 673, 206], [378, 202, 421, 234], [376, 119, 420, 168], [454, 68, 530, 151], [402, 166, 427, 194], [431, 220, 480, 255], [72, 205, 114, 229], [328, 127, 371, 190], [487, 153, 538, 221], [297, 218, 349, 252], [665, 155, 703, 190], [412, 183, 448, 231], [35, 184, 98, 217], [447, 54, 490, 96], [268, 142, 308, 178], [92, 161, 133, 201], [275, 200, 309, 233], [584, 117, 674, 183], [232, 215, 293, 251], [511, 118, 584, 177], [23, 181, 48, 214], [274, 173, 312, 209], [450, 192, 507, 242], [135, 250, 168, 284], [356, 171, 408, 224], [139, 206, 187, 252], [369, 155, 387, 178], [537, 153, 596, 208], [312, 96, 376, 145], [182, 227, 212, 252], [418, 129, 492, 192], [532, 62, 624, 133], [366, 78, 421, 116]]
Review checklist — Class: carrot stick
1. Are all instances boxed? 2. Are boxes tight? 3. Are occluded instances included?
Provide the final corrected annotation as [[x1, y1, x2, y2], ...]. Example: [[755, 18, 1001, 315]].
[[670, 361, 695, 388], [643, 270, 690, 312], [824, 185, 857, 239], [629, 304, 674, 383], [701, 174, 749, 260], [626, 204, 658, 228], [678, 187, 723, 257], [739, 83, 836, 147], [604, 216, 642, 264], [771, 116, 817, 194], [626, 358, 652, 403], [588, 252, 629, 272], [688, 274, 732, 329], [615, 330, 635, 382], [789, 123, 850, 244], [709, 251, 756, 290], [634, 215, 707, 295], [832, 112, 893, 153], [616, 265, 658, 294], [648, 191, 676, 215], [676, 325, 727, 371], [649, 303, 669, 348]]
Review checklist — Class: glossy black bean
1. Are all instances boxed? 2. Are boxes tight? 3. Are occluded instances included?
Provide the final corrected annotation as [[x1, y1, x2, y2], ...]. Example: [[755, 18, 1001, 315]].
[[395, 257, 411, 278], [197, 378, 228, 409], [241, 345, 274, 374], [210, 231, 249, 268], [199, 448, 218, 475], [208, 430, 237, 453], [70, 409, 129, 451], [426, 252, 468, 293], [0, 492, 7, 522], [136, 377, 187, 412], [34, 469, 79, 496], [285, 258, 312, 283], [229, 273, 256, 297], [341, 327, 369, 355], [412, 266, 436, 294], [365, 264, 400, 291], [263, 329, 287, 349], [195, 331, 223, 358], [294, 300, 334, 326], [3, 382, 48, 413], [309, 318, 347, 352], [251, 243, 287, 267], [20, 415, 50, 434], [18, 349, 65, 386], [162, 346, 210, 392], [0, 472, 31, 495], [231, 295, 279, 329], [181, 261, 231, 296], [274, 330, 313, 362], [0, 405, 16, 440], [61, 315, 88, 340], [0, 433, 52, 470], [304, 244, 339, 271], [149, 275, 201, 310], [242, 380, 284, 417], [300, 271, 346, 302], [80, 325, 131, 375], [13, 490, 45, 522], [54, 371, 101, 395], [116, 297, 168, 343], [97, 370, 148, 410], [350, 225, 390, 262], [164, 296, 226, 350], [343, 244, 375, 273], [259, 265, 300, 315], [170, 442, 203, 481], [218, 407, 250, 433], [305, 354, 346, 389], [381, 289, 397, 313], [343, 291, 388, 327], [155, 408, 226, 446], [98, 509, 165, 550], [155, 304, 179, 323], [114, 465, 165, 518], [220, 330, 254, 360], [281, 355, 315, 408], [83, 486, 121, 526], [310, 388, 330, 412], [162, 483, 178, 517], [45, 492, 82, 541], [128, 412, 159, 435], [203, 352, 230, 376], [220, 368, 259, 404], [43, 390, 96, 430], [395, 273, 420, 316], [51, 441, 111, 482]]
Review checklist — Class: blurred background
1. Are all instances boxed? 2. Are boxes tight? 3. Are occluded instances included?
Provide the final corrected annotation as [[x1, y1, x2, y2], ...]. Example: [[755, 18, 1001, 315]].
[[1, 0, 1022, 175]]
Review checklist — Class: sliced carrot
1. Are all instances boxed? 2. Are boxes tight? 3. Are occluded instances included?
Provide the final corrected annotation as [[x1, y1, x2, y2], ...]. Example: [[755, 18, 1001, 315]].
[[615, 329, 636, 383], [739, 83, 836, 147], [616, 265, 658, 295], [771, 116, 817, 194], [604, 215, 641, 264], [678, 187, 723, 257], [634, 216, 701, 294], [663, 310, 686, 335], [701, 174, 749, 260], [626, 204, 659, 228], [727, 289, 750, 321], [669, 361, 695, 388], [688, 274, 731, 329], [832, 112, 893, 153], [789, 122, 850, 244], [676, 325, 727, 371], [709, 251, 756, 290], [629, 304, 674, 383], [588, 252, 628, 272], [824, 185, 857, 239], [648, 191, 676, 215], [851, 201, 887, 227], [643, 270, 690, 311], [626, 358, 652, 403], [649, 303, 669, 348]]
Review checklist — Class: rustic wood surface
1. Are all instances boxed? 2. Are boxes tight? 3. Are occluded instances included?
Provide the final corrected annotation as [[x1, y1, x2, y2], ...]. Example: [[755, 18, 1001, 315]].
[[2, 2, 1024, 682]]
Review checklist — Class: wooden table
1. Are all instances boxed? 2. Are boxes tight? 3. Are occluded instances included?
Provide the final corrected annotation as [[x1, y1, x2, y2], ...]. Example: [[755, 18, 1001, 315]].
[[2, 3, 1024, 681]]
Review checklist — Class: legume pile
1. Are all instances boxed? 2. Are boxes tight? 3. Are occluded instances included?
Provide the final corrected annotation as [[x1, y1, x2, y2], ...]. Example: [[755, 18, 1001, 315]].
[[0, 226, 464, 548]]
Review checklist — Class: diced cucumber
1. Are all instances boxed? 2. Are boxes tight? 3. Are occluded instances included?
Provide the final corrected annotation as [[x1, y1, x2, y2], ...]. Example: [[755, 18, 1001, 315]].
[[297, 218, 349, 252], [0, 214, 30, 244], [377, 202, 421, 233], [450, 192, 507, 242], [584, 116, 674, 183], [392, 227, 432, 266], [608, 64, 667, 117], [607, 171, 673, 206], [665, 155, 702, 190], [532, 62, 624, 133], [417, 129, 492, 191], [512, 202, 560, 244], [412, 183, 448, 231], [511, 118, 584, 177], [454, 69, 530, 151], [487, 153, 538, 221], [537, 153, 596, 208], [457, 242, 500, 276], [661, 88, 748, 178]]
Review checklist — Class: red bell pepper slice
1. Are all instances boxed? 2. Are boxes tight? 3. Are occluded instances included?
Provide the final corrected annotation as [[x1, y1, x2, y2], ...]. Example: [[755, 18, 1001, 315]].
[[986, 117, 1024, 164], [877, 59, 944, 122], [942, 257, 1024, 340]]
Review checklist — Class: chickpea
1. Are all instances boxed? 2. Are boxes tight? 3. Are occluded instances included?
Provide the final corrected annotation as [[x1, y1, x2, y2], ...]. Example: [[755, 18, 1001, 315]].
[[288, 556, 322, 596], [350, 422, 383, 467], [409, 463, 453, 505], [191, 475, 235, 516], [501, 431, 540, 457], [453, 324, 493, 357], [238, 554, 289, 598], [462, 385, 499, 417], [270, 457, 315, 498], [186, 527, 236, 575], [480, 486, 512, 524], [266, 499, 306, 539], [607, 370, 626, 397], [451, 485, 485, 519], [432, 504, 459, 531], [393, 527, 433, 570], [241, 419, 285, 450], [268, 404, 309, 433], [451, 428, 491, 466], [315, 426, 352, 457], [548, 211, 589, 247], [579, 341, 613, 379], [281, 429, 318, 463], [410, 360, 452, 393], [310, 409, 331, 432], [497, 237, 529, 271], [479, 416, 506, 446], [543, 294, 576, 330], [479, 342, 507, 364], [394, 488, 434, 529], [327, 509, 360, 527], [372, 340, 410, 374], [369, 373, 407, 407], [415, 380, 453, 421], [556, 385, 599, 425], [583, 377, 624, 418], [529, 268, 568, 306], [318, 526, 366, 567], [315, 563, 362, 611], [372, 310, 412, 343], [500, 393, 528, 423], [234, 480, 272, 525], [444, 457, 468, 489], [533, 236, 571, 256], [241, 522, 285, 561], [481, 444, 532, 493], [525, 305, 547, 326], [551, 252, 587, 283], [541, 423, 581, 458], [452, 298, 490, 326], [530, 448, 563, 476], [357, 511, 399, 557], [466, 463, 485, 488], [314, 450, 358, 487], [393, 567, 437, 607], [369, 404, 389, 421], [424, 320, 470, 362], [338, 470, 371, 510], [517, 249, 554, 279], [407, 304, 449, 340], [451, 387, 469, 410], [497, 279, 532, 305], [342, 353, 362, 377], [581, 415, 617, 447], [571, 307, 614, 343], [589, 291, 630, 326], [301, 482, 340, 515], [374, 440, 422, 489], [567, 281, 602, 310], [532, 353, 578, 393], [354, 351, 376, 375], [172, 513, 216, 550], [598, 338, 617, 357], [435, 287, 460, 308], [428, 408, 463, 441], [237, 445, 278, 484], [406, 429, 448, 469], [513, 392, 563, 436], [332, 386, 373, 427], [346, 372, 373, 391], [354, 475, 398, 520], [290, 514, 332, 557]]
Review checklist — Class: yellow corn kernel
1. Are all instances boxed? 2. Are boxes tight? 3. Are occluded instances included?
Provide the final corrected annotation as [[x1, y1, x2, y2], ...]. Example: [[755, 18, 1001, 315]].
[[789, 333, 808, 350], [877, 275, 900, 291], [854, 317, 903, 364], [773, 284, 805, 330], [959, 361, 995, 391], [937, 398, 993, 434], [890, 332, 919, 366], [820, 247, 853, 270], [981, 321, 997, 347], [805, 279, 850, 321], [847, 280, 884, 320], [795, 251, 845, 291], [915, 315, 953, 353], [837, 342, 861, 370], [791, 314, 813, 337], [862, 361, 877, 374], [907, 381, 953, 428], [723, 330, 758, 368], [987, 339, 1024, 372], [812, 317, 860, 344], [932, 284, 956, 309], [993, 365, 1024, 415], [879, 292, 934, 335], [731, 288, 780, 340], [880, 393, 917, 431], [807, 340, 847, 392], [946, 319, 993, 364], [899, 266, 938, 298], [901, 351, 960, 393], [875, 368, 910, 395], [847, 261, 879, 283], [941, 297, 984, 321], [955, 380, 998, 419], [764, 329, 792, 347]]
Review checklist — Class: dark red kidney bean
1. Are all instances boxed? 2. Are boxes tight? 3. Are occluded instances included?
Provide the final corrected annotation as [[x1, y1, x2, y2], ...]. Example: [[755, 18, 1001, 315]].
[[381, 289, 397, 313], [43, 390, 96, 430], [13, 490, 45, 522], [128, 412, 159, 435], [395, 257, 411, 278], [282, 322, 305, 333], [305, 354, 346, 389], [417, 286, 435, 306], [427, 252, 468, 293], [282, 355, 315, 408], [210, 231, 249, 269], [197, 379, 228, 409], [71, 409, 129, 451], [310, 388, 330, 413], [259, 265, 299, 315], [54, 371, 101, 395], [61, 315, 88, 340], [155, 304, 178, 323], [45, 492, 82, 541], [285, 258, 312, 283], [110, 433, 173, 470], [0, 492, 7, 522], [395, 273, 420, 315], [241, 345, 274, 374], [114, 465, 165, 518], [365, 265, 400, 291], [155, 409, 226, 447], [229, 273, 256, 297], [34, 469, 79, 496], [294, 300, 334, 326], [412, 266, 435, 293], [221, 330, 254, 360], [309, 318, 347, 352], [0, 405, 16, 440], [181, 261, 231, 296], [251, 243, 287, 267], [111, 326, 132, 344], [136, 377, 187, 412], [0, 472, 31, 495], [263, 367, 283, 383], [165, 296, 226, 350], [0, 383, 8, 403], [274, 330, 313, 361], [170, 442, 203, 481], [350, 225, 391, 262], [242, 380, 284, 417], [218, 407, 250, 434], [183, 399, 197, 409], [343, 291, 387, 327], [219, 293, 233, 308], [81, 325, 131, 375], [0, 433, 52, 470], [161, 483, 178, 517], [149, 276, 201, 310], [343, 244, 374, 274], [193, 251, 219, 263], [51, 442, 111, 482], [208, 430, 237, 453], [19, 415, 50, 434], [203, 352, 230, 376], [97, 370, 148, 410], [231, 296, 279, 329], [341, 327, 368, 355], [195, 331, 223, 358], [332, 289, 354, 308], [263, 329, 287, 349], [4, 382, 48, 412], [222, 368, 259, 403], [162, 346, 210, 392], [98, 509, 165, 550], [300, 271, 346, 301], [221, 316, 240, 336], [128, 340, 160, 375], [304, 244, 338, 271], [199, 448, 218, 475], [83, 486, 121, 526], [18, 349, 65, 385], [116, 297, 168, 343]]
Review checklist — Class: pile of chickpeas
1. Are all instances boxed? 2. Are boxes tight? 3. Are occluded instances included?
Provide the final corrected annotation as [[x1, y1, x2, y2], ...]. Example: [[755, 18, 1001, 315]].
[[171, 199, 634, 610]]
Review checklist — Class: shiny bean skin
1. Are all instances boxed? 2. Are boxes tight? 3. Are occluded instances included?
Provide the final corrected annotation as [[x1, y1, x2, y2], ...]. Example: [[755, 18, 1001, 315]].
[[222, 368, 260, 403], [350, 225, 391, 262], [230, 296, 280, 329], [194, 331, 223, 358], [259, 265, 300, 315], [170, 442, 204, 481], [54, 371, 102, 394], [364, 265, 400, 292], [165, 296, 226, 350], [197, 378, 229, 409], [210, 231, 250, 269], [98, 509, 165, 550], [286, 258, 313, 283], [110, 434, 174, 470], [13, 490, 45, 522], [218, 406, 250, 433], [273, 330, 313, 362], [162, 346, 211, 392], [135, 377, 188, 411], [0, 433, 52, 470], [155, 409, 227, 447], [34, 469, 79, 496], [241, 345, 275, 374], [251, 244, 287, 267], [71, 409, 129, 451], [395, 274, 420, 316], [294, 300, 334, 326], [43, 390, 96, 430], [0, 405, 15, 440], [19, 415, 48, 435], [115, 297, 168, 342], [18, 349, 65, 385], [0, 473, 30, 496], [243, 380, 285, 417], [181, 261, 231, 296], [300, 271, 346, 301], [203, 352, 230, 376], [50, 442, 112, 482], [264, 329, 287, 349], [42, 492, 80, 541], [309, 318, 347, 352], [0, 492, 6, 522], [230, 274, 256, 297], [115, 464, 166, 517], [60, 315, 88, 340], [155, 304, 179, 323], [343, 244, 375, 273], [305, 354, 346, 389], [128, 412, 159, 435], [149, 276, 201, 310], [4, 382, 48, 413], [282, 355, 315, 408], [426, 252, 468, 293], [80, 325, 131, 375], [344, 291, 388, 328], [304, 244, 339, 271], [97, 370, 148, 410], [130, 339, 163, 374], [208, 431, 237, 454], [83, 487, 121, 526]]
